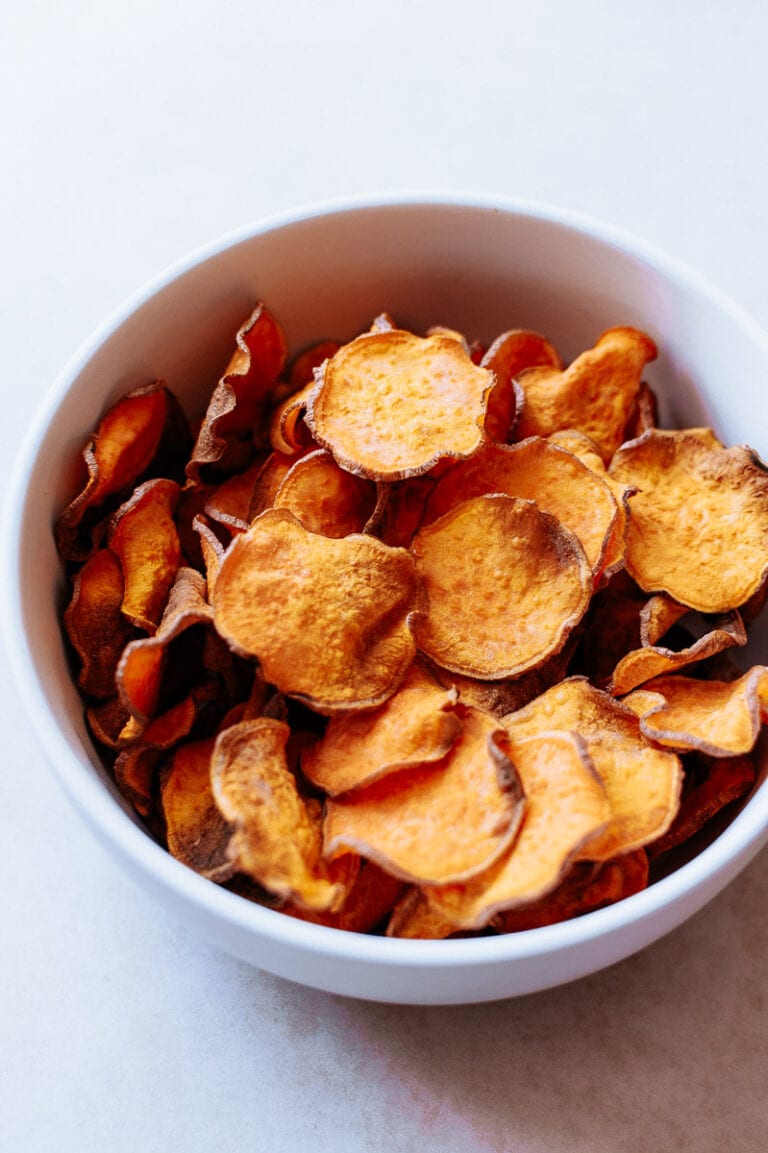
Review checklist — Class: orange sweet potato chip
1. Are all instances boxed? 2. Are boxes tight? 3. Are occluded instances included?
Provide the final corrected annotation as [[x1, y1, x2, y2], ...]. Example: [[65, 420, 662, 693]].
[[423, 731, 611, 930], [161, 735, 237, 882], [609, 429, 768, 612], [515, 326, 657, 462], [268, 379, 317, 456], [375, 474, 436, 549], [203, 459, 265, 535], [116, 695, 198, 816], [273, 447, 378, 537], [648, 754, 756, 857], [323, 705, 524, 886], [412, 494, 592, 679], [108, 477, 182, 633], [306, 329, 494, 480], [63, 548, 137, 699], [212, 508, 424, 713], [288, 339, 341, 390], [301, 661, 462, 796], [282, 860, 405, 932], [385, 887, 459, 939], [480, 329, 561, 443], [210, 718, 354, 911]]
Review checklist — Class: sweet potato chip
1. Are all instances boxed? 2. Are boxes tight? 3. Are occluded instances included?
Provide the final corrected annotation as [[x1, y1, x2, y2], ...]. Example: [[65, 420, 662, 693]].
[[648, 754, 756, 857], [210, 718, 352, 911], [385, 887, 459, 939], [423, 731, 611, 929], [609, 429, 768, 612], [204, 459, 265, 535], [247, 448, 311, 520], [161, 735, 236, 882], [116, 695, 198, 816], [212, 508, 423, 712], [424, 438, 619, 576], [273, 447, 378, 538], [86, 696, 131, 750], [108, 477, 182, 633], [622, 380, 658, 440], [515, 327, 657, 462], [375, 474, 436, 548], [268, 379, 317, 455], [623, 668, 768, 757], [282, 860, 405, 932], [504, 677, 683, 859], [306, 329, 494, 480], [301, 662, 462, 796], [288, 339, 341, 390], [63, 548, 137, 699], [323, 705, 524, 885], [480, 329, 561, 443], [412, 494, 592, 679]]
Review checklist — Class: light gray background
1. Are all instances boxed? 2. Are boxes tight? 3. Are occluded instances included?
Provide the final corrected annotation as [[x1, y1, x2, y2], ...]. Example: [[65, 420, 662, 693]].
[[2, 3, 767, 1150]]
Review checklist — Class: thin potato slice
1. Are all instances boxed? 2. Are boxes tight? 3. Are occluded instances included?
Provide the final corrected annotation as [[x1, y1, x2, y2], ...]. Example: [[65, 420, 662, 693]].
[[247, 448, 311, 520], [504, 677, 683, 859], [516, 327, 657, 462], [211, 718, 352, 911], [63, 548, 136, 699], [273, 447, 378, 538], [609, 429, 768, 612], [301, 662, 462, 796], [412, 494, 592, 679], [161, 735, 236, 882], [306, 329, 494, 480], [480, 329, 561, 443], [648, 754, 756, 857], [323, 706, 525, 886], [424, 731, 611, 930], [212, 508, 423, 713], [204, 459, 265, 534], [282, 861, 405, 932], [269, 379, 317, 455], [108, 478, 182, 633], [423, 438, 619, 576]]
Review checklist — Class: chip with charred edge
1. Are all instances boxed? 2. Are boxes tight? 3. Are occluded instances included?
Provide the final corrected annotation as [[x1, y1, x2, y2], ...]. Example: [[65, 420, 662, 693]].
[[63, 548, 137, 699], [375, 474, 436, 549], [55, 382, 190, 561], [480, 329, 562, 443], [306, 329, 494, 481], [412, 494, 592, 680], [212, 508, 423, 713], [211, 718, 354, 911], [301, 662, 462, 796], [323, 705, 525, 886], [161, 735, 237, 882], [282, 860, 406, 932], [503, 676, 683, 860], [273, 447, 378, 538], [204, 459, 266, 534], [424, 438, 619, 577], [385, 887, 458, 939], [115, 695, 198, 815], [647, 754, 756, 857], [423, 731, 611, 930], [515, 327, 657, 462], [117, 566, 213, 725], [609, 598, 747, 696], [269, 379, 317, 455], [623, 667, 768, 757], [108, 477, 182, 633], [186, 303, 287, 483], [609, 428, 768, 612], [493, 848, 649, 933]]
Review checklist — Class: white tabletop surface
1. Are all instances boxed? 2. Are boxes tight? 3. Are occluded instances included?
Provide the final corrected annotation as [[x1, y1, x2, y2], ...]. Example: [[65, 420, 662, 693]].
[[4, 3, 768, 1150]]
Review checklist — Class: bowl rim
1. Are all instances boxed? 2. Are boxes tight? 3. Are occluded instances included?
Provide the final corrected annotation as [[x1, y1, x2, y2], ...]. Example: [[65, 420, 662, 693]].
[[6, 189, 768, 974]]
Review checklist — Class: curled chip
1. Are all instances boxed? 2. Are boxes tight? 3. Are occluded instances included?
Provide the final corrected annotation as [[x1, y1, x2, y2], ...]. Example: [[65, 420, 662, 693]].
[[504, 677, 683, 860], [161, 735, 237, 882], [424, 438, 619, 577], [63, 548, 137, 699], [116, 695, 198, 816], [108, 477, 182, 633], [213, 508, 423, 712], [282, 861, 405, 933], [480, 329, 562, 443], [211, 718, 354, 911], [423, 731, 611, 930], [412, 494, 592, 679], [623, 667, 768, 757], [323, 706, 525, 886], [648, 754, 756, 857], [273, 447, 378, 537], [515, 326, 657, 462], [306, 329, 494, 480], [301, 662, 462, 796], [269, 379, 316, 455], [609, 429, 768, 612]]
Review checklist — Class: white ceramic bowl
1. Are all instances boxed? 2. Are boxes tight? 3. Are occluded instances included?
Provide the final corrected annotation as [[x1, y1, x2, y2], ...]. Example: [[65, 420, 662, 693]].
[[6, 193, 768, 1005]]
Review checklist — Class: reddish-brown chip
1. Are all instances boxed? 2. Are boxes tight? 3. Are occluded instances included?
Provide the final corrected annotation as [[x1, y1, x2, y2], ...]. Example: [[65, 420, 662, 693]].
[[480, 329, 562, 443], [424, 438, 619, 576], [204, 459, 265, 534], [212, 508, 423, 713], [423, 731, 611, 929], [323, 705, 525, 886], [412, 494, 592, 679], [622, 380, 659, 441], [306, 329, 494, 480], [302, 662, 462, 796], [86, 696, 131, 750], [186, 304, 287, 482], [282, 861, 405, 933], [609, 429, 768, 613], [161, 735, 237, 882], [515, 327, 657, 462], [210, 718, 353, 911], [192, 514, 226, 592], [504, 677, 683, 860], [63, 548, 137, 699], [273, 447, 378, 538], [115, 695, 198, 816], [648, 754, 756, 857], [108, 478, 181, 633], [579, 572, 647, 686], [623, 667, 768, 757], [375, 474, 436, 548]]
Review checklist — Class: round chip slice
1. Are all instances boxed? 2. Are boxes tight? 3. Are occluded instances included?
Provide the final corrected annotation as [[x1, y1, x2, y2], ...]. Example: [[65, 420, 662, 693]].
[[273, 447, 377, 538], [609, 429, 768, 612], [306, 329, 494, 480], [412, 494, 593, 679], [212, 508, 424, 713]]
